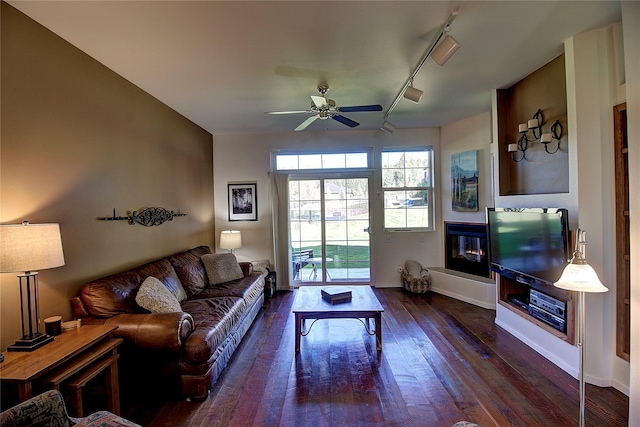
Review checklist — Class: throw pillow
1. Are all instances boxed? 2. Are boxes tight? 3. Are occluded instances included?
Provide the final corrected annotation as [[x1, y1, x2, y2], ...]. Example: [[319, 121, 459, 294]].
[[405, 260, 424, 277], [135, 276, 182, 313], [202, 253, 244, 285]]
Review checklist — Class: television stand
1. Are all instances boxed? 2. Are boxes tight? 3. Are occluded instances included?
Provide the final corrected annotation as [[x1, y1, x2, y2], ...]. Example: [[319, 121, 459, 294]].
[[497, 274, 575, 344]]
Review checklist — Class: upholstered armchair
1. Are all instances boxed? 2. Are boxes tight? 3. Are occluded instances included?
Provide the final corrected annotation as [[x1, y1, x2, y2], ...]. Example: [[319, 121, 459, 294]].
[[0, 389, 140, 427], [401, 260, 431, 293]]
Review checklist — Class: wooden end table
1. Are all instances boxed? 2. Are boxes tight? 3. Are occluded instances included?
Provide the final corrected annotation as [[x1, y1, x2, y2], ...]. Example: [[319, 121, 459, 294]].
[[292, 285, 384, 352], [0, 325, 122, 415]]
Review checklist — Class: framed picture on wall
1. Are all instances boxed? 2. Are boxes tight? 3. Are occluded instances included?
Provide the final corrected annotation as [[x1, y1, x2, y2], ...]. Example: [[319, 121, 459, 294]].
[[451, 150, 479, 212], [228, 183, 257, 221]]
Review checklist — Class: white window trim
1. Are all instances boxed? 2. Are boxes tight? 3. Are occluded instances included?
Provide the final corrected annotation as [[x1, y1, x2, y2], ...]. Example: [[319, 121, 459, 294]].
[[381, 146, 434, 232]]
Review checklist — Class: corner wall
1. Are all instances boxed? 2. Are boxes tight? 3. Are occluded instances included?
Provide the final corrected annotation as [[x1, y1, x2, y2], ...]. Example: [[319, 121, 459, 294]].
[[0, 3, 214, 351], [436, 112, 496, 308]]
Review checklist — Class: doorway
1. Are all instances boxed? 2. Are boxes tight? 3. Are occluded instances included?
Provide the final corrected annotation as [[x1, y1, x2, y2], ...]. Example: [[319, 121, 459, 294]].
[[289, 176, 371, 285]]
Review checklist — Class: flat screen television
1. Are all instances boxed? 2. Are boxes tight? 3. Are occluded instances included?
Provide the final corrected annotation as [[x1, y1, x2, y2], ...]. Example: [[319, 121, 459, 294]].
[[486, 208, 570, 286]]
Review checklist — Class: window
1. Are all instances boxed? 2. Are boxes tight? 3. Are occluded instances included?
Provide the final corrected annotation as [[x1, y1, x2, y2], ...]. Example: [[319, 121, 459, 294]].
[[274, 151, 369, 171], [382, 148, 433, 231]]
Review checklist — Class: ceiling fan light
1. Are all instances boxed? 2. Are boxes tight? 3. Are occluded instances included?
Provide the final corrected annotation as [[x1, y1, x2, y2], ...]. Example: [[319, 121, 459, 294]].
[[432, 34, 460, 66], [403, 86, 423, 104], [381, 121, 396, 134]]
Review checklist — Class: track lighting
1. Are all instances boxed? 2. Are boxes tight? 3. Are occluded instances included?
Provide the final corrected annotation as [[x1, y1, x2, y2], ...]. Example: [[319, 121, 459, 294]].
[[381, 8, 459, 132], [381, 120, 396, 134], [431, 34, 460, 66], [403, 85, 423, 104]]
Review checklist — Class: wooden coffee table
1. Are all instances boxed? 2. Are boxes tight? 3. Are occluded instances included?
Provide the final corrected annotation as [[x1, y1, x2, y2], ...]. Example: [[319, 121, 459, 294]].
[[292, 285, 384, 352]]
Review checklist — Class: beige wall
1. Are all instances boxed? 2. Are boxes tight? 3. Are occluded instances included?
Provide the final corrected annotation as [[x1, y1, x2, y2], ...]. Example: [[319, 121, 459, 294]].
[[212, 128, 441, 289], [0, 3, 214, 351], [440, 111, 494, 226]]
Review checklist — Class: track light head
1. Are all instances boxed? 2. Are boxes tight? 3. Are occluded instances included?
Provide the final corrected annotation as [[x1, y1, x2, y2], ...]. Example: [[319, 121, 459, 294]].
[[432, 34, 460, 66], [403, 86, 424, 104], [381, 121, 396, 134]]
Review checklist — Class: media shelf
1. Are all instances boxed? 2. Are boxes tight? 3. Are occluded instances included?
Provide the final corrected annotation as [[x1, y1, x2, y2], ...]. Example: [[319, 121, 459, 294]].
[[497, 273, 575, 344]]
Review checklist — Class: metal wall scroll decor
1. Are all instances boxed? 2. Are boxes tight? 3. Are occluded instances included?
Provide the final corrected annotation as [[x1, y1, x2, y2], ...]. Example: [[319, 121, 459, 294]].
[[101, 207, 187, 226]]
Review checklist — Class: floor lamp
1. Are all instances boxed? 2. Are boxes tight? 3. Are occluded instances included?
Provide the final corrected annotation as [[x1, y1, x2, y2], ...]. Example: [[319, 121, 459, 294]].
[[553, 229, 608, 427], [0, 221, 65, 351]]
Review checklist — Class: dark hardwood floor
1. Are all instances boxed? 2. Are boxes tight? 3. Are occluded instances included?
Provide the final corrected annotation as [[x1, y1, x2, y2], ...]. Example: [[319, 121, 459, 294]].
[[121, 288, 628, 426]]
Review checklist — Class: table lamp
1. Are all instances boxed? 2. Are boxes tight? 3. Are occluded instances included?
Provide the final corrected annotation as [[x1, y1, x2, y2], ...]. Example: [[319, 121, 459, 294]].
[[1, 221, 65, 351], [220, 230, 242, 254], [553, 229, 608, 427]]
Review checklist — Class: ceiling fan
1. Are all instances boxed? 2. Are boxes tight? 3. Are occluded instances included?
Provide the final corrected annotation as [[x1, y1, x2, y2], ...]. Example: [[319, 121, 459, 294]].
[[265, 84, 383, 131]]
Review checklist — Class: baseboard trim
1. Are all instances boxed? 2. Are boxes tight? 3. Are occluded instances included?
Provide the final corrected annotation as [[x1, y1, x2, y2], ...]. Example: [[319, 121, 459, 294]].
[[427, 267, 496, 310]]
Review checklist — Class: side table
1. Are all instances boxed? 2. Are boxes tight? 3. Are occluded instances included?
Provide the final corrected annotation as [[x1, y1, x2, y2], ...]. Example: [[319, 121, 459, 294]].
[[0, 325, 122, 415]]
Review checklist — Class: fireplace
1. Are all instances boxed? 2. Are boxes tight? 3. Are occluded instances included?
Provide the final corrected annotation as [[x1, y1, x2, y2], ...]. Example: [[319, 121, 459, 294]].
[[445, 222, 490, 278]]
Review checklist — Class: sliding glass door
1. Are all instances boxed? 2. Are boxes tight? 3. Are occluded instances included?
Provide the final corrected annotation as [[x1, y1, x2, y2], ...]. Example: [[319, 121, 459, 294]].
[[289, 176, 371, 285]]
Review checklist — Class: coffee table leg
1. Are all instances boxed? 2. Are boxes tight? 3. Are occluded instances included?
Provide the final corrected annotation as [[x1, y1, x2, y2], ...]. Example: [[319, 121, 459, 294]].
[[295, 313, 301, 353], [374, 313, 382, 351]]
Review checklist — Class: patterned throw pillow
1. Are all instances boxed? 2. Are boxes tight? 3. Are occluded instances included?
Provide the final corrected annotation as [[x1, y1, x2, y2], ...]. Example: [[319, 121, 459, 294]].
[[201, 253, 244, 285], [135, 276, 182, 313]]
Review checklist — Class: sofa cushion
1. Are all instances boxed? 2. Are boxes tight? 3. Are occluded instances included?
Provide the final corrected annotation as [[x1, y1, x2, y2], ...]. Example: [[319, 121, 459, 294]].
[[167, 246, 212, 296], [181, 296, 246, 364], [192, 274, 264, 304], [132, 258, 187, 303], [80, 271, 143, 318], [135, 276, 183, 313], [202, 253, 244, 285]]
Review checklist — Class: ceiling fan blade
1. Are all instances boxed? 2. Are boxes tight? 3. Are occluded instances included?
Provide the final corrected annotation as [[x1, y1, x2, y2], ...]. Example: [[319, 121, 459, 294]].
[[337, 105, 383, 113], [295, 115, 319, 131], [332, 114, 359, 128], [265, 110, 313, 115], [311, 96, 327, 108]]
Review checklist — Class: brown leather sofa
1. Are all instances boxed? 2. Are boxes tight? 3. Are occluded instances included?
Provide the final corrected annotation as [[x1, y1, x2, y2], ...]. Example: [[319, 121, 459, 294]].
[[70, 246, 264, 400]]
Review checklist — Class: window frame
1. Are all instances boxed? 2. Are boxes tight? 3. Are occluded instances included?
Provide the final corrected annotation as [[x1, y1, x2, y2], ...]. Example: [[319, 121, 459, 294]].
[[272, 149, 372, 172], [381, 146, 434, 232]]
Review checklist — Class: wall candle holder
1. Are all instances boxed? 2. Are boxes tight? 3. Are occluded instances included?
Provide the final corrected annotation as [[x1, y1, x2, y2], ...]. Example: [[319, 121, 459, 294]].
[[101, 207, 187, 226], [508, 109, 563, 162]]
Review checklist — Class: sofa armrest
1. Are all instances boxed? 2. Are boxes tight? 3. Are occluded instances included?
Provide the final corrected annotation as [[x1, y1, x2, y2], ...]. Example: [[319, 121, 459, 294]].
[[101, 312, 194, 351], [239, 262, 253, 277], [70, 296, 89, 319], [0, 390, 71, 427]]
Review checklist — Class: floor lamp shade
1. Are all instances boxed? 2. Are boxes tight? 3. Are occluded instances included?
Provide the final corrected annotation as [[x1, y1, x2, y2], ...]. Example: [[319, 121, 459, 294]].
[[1, 222, 65, 351]]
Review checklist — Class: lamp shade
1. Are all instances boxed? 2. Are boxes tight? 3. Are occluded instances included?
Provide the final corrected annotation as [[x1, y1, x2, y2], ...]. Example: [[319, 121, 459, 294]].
[[0, 222, 65, 273], [431, 34, 460, 66], [219, 230, 242, 250], [554, 262, 608, 293]]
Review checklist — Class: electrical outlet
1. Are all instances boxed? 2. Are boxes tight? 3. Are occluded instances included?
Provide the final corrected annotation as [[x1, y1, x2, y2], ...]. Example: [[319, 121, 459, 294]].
[[420, 235, 425, 242], [384, 236, 391, 243]]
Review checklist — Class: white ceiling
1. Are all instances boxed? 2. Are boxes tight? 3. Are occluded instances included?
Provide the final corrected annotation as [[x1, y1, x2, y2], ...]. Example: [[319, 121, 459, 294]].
[[8, 1, 622, 135]]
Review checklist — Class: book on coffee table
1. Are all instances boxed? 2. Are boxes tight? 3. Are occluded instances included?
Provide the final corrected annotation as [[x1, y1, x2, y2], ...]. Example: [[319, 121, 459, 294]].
[[321, 287, 352, 304]]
